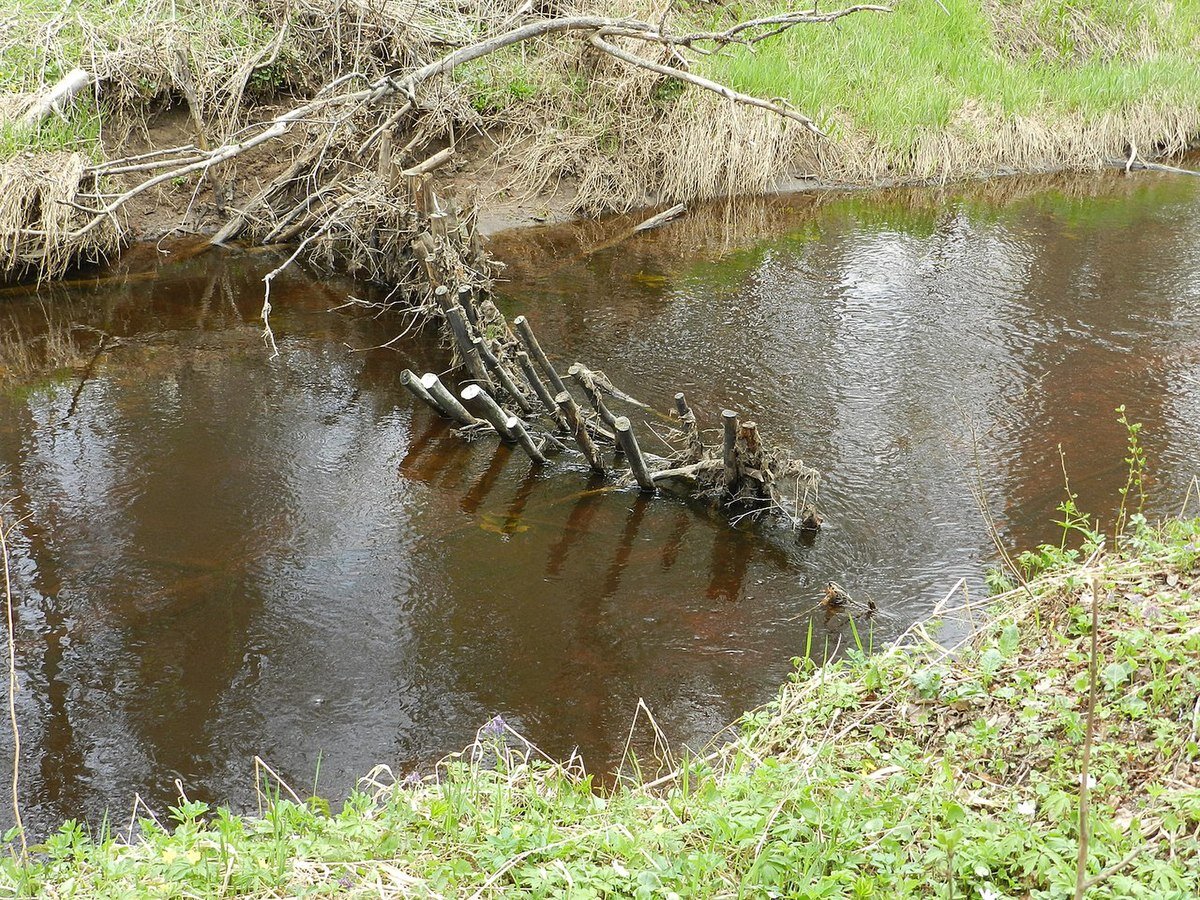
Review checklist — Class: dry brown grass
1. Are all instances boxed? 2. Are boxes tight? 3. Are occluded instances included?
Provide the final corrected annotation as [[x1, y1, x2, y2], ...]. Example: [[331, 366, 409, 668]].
[[0, 151, 117, 280]]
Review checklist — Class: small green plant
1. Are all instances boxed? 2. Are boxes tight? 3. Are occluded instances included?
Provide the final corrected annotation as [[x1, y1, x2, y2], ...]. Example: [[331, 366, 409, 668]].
[[1115, 404, 1147, 536], [1017, 447, 1105, 581]]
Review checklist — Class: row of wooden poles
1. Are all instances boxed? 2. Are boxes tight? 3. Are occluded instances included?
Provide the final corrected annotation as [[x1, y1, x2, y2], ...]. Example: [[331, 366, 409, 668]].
[[398, 209, 809, 521], [399, 302, 661, 492]]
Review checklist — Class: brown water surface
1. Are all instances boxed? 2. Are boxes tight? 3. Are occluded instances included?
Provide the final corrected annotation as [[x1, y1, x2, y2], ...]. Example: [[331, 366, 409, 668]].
[[2, 170, 1199, 836]]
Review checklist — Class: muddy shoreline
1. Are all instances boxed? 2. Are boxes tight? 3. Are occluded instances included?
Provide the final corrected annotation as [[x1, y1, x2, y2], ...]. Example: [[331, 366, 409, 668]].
[[103, 111, 1198, 252]]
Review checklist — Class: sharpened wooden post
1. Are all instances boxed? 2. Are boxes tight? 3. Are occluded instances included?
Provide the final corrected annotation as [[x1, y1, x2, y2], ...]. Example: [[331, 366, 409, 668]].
[[445, 306, 494, 389], [421, 373, 480, 427], [556, 391, 605, 473], [569, 363, 618, 431], [506, 417, 547, 465], [401, 368, 445, 417], [461, 384, 515, 440], [614, 417, 654, 492], [474, 336, 533, 414], [514, 316, 567, 396], [517, 350, 565, 427], [722, 409, 740, 493]]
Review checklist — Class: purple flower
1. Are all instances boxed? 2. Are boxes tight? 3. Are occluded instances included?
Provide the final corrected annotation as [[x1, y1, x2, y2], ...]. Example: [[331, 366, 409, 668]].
[[481, 715, 507, 739]]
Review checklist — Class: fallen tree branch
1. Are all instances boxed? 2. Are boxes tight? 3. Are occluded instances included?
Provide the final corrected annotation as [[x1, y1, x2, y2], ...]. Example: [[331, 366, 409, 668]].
[[21, 68, 90, 124]]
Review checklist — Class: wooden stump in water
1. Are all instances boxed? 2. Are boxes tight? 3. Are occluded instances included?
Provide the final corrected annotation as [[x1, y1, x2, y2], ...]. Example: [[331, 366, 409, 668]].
[[674, 391, 705, 463], [461, 384, 516, 440], [722, 410, 740, 494], [614, 416, 655, 492]]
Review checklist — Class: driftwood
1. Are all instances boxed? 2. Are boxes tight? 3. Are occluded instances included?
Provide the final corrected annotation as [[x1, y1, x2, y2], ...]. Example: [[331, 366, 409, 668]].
[[633, 203, 687, 233]]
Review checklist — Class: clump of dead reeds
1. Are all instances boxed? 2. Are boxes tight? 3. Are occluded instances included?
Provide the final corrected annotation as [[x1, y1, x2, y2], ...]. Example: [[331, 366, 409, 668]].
[[0, 152, 117, 280]]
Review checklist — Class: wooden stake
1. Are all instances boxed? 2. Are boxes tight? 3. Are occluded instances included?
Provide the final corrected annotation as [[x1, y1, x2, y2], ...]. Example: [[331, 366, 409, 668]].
[[513, 316, 567, 396], [614, 417, 655, 492], [445, 306, 494, 389], [461, 385, 515, 440], [569, 363, 618, 431], [722, 409, 740, 493], [556, 391, 605, 473], [674, 392, 691, 419], [420, 374, 480, 427], [675, 391, 704, 462], [517, 350, 565, 427], [457, 284, 481, 330], [475, 336, 533, 414], [433, 283, 455, 314], [506, 417, 547, 466]]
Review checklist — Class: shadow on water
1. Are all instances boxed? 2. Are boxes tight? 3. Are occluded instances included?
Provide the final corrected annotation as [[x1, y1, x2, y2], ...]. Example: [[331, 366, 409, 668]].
[[1, 165, 1199, 836]]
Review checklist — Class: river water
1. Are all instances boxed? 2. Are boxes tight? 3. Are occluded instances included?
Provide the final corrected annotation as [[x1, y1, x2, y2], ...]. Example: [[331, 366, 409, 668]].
[[1, 170, 1198, 837]]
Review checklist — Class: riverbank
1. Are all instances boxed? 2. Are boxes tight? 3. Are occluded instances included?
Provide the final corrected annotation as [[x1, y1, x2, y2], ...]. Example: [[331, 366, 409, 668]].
[[2, 0, 1200, 279], [2, 515, 1197, 896]]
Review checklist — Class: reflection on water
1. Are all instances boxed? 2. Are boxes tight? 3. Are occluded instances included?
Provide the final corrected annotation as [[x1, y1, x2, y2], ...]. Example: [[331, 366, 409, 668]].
[[2, 169, 1199, 837]]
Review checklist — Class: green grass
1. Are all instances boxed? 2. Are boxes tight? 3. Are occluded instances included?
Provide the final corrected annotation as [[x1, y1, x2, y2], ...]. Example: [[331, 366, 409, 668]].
[[703, 0, 1200, 157], [2, 512, 1197, 897], [0, 111, 102, 162]]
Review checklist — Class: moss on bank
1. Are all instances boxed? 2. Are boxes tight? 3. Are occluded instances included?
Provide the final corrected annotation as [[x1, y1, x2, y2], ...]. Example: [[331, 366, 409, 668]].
[[3, 516, 1198, 897]]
